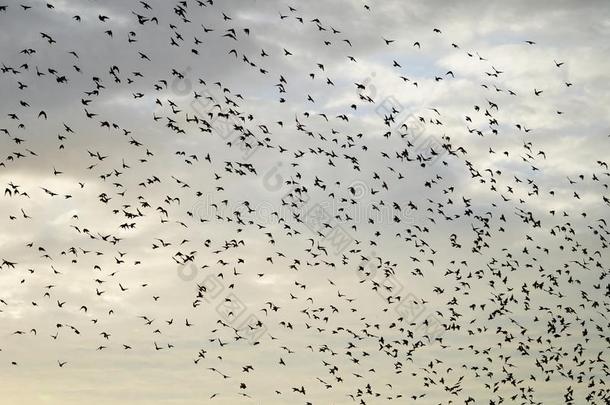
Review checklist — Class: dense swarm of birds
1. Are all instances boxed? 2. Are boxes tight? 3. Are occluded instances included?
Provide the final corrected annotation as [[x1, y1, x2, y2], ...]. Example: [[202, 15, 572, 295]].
[[0, 1, 608, 404]]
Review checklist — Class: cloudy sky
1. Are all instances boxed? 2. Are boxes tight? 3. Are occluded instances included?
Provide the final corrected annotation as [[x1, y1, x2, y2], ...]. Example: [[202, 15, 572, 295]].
[[0, 0, 609, 404]]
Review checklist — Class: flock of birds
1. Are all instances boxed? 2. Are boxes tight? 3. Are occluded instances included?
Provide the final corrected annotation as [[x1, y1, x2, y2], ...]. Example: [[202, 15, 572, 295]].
[[0, 0, 608, 404]]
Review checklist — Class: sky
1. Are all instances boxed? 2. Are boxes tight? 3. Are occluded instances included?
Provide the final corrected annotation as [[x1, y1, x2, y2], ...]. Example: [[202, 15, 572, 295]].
[[0, 0, 609, 404]]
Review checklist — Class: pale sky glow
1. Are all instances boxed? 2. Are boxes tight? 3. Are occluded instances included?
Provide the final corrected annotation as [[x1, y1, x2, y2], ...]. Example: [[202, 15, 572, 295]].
[[0, 1, 609, 404]]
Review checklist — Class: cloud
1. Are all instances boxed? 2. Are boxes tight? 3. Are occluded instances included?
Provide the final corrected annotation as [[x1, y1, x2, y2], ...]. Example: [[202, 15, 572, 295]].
[[0, 0, 608, 404]]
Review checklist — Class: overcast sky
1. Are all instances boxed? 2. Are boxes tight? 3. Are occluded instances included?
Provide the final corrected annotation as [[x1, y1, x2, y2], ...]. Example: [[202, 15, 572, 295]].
[[0, 0, 609, 404]]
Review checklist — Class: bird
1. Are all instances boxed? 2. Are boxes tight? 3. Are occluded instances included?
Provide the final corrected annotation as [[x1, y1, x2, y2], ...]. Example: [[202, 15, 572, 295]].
[[0, 3, 604, 405]]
